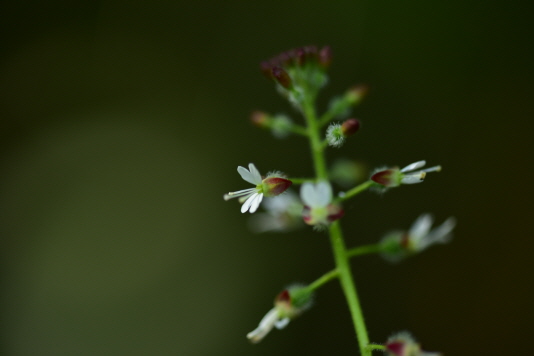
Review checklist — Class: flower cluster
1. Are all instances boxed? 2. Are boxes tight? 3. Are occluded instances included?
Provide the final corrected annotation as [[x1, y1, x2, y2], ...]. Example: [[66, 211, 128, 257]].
[[223, 45, 454, 354], [260, 45, 332, 106]]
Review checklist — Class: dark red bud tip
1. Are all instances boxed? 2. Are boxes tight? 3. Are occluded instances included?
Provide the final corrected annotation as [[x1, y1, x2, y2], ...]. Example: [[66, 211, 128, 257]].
[[327, 204, 344, 223], [277, 289, 291, 303], [271, 66, 292, 89], [386, 342, 405, 356], [319, 46, 332, 68], [371, 169, 394, 186], [251, 111, 269, 128], [263, 177, 292, 196], [341, 119, 360, 136], [260, 61, 274, 79]]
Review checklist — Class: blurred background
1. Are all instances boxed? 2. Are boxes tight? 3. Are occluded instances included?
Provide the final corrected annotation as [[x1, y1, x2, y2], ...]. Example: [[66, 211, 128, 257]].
[[1, 1, 533, 355]]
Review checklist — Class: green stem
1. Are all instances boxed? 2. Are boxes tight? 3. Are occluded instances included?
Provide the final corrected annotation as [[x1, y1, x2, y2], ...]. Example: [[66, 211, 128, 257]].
[[346, 244, 383, 259], [289, 178, 315, 185], [302, 98, 328, 180], [302, 97, 371, 355], [287, 124, 308, 136], [367, 344, 386, 351], [330, 222, 371, 356], [304, 269, 339, 293], [336, 180, 375, 203]]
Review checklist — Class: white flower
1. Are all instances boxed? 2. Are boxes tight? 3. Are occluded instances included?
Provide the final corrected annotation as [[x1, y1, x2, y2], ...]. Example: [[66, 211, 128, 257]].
[[408, 214, 456, 252], [224, 163, 293, 214], [223, 163, 264, 213], [398, 160, 441, 184], [246, 286, 313, 343], [248, 191, 303, 233], [246, 307, 290, 344], [300, 181, 344, 226], [380, 214, 456, 262], [371, 160, 441, 187]]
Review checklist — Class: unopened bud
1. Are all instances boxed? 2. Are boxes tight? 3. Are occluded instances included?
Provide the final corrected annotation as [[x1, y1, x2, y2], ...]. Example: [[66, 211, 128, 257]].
[[341, 118, 360, 136], [271, 66, 292, 89], [250, 111, 270, 128], [318, 45, 332, 68], [385, 332, 441, 356], [346, 85, 368, 105], [262, 177, 293, 197]]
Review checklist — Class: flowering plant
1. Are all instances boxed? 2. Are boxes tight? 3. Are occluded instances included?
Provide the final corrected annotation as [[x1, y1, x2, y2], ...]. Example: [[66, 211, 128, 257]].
[[224, 46, 455, 355]]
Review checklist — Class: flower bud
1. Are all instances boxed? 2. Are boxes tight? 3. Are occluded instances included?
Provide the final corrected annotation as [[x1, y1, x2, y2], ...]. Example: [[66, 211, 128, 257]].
[[371, 161, 441, 188], [250, 111, 270, 128], [341, 118, 360, 136], [271, 66, 292, 89], [318, 45, 332, 68], [262, 177, 293, 197], [346, 85, 368, 105], [385, 332, 441, 356]]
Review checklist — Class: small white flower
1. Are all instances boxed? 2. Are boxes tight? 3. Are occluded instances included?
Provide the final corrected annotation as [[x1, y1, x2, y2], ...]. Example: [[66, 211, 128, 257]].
[[399, 160, 441, 184], [380, 214, 456, 262], [300, 182, 344, 226], [371, 160, 441, 187], [224, 163, 293, 214], [246, 307, 290, 344], [248, 191, 303, 233], [408, 214, 456, 252], [223, 163, 264, 213]]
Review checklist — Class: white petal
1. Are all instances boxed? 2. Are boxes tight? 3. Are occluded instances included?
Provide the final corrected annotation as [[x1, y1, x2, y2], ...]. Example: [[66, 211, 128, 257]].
[[248, 193, 264, 213], [247, 308, 279, 344], [238, 166, 258, 185], [401, 172, 426, 184], [409, 214, 434, 240], [241, 193, 258, 213], [248, 163, 263, 184], [274, 317, 290, 329], [401, 160, 426, 173], [422, 217, 457, 248], [315, 182, 333, 207], [300, 182, 317, 207]]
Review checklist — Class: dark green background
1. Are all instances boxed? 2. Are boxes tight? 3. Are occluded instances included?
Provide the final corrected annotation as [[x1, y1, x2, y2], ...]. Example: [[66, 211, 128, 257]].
[[1, 1, 532, 355]]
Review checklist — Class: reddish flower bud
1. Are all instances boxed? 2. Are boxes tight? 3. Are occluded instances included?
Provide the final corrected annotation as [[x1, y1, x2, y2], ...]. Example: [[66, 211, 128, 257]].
[[262, 177, 293, 197], [271, 66, 292, 89], [250, 111, 269, 128], [346, 85, 368, 104], [371, 169, 398, 187], [319, 45, 332, 68], [341, 118, 360, 136]]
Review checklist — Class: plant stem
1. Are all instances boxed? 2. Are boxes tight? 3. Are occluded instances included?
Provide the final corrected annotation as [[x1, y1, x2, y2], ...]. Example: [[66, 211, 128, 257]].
[[304, 269, 339, 293], [302, 97, 371, 355], [346, 244, 383, 258], [302, 98, 328, 180], [329, 221, 371, 356], [336, 180, 375, 203]]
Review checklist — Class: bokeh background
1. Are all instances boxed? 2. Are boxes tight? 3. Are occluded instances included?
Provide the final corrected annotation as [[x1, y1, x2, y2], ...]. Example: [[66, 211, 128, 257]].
[[1, 1, 533, 355]]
